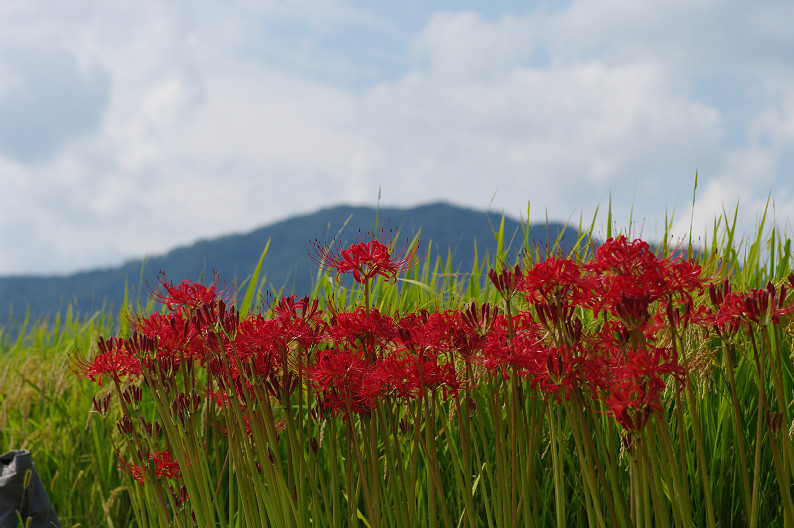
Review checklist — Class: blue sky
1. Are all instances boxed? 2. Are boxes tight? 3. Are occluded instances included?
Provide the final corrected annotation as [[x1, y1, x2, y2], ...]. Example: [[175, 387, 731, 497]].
[[1, 1, 793, 275]]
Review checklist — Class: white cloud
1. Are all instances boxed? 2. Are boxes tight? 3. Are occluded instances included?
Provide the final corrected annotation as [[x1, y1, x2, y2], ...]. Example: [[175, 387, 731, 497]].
[[544, 1, 794, 76], [357, 12, 723, 238], [0, 40, 110, 162], [413, 11, 535, 81], [2, 1, 794, 274], [750, 85, 794, 150]]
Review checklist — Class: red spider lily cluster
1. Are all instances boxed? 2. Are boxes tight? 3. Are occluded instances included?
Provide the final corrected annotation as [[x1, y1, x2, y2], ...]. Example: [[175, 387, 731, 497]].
[[309, 228, 419, 284], [75, 236, 794, 428], [73, 232, 794, 516], [117, 449, 182, 486]]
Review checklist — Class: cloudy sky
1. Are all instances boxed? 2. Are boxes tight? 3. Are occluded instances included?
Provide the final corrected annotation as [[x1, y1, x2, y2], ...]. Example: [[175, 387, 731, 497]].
[[1, 1, 793, 275]]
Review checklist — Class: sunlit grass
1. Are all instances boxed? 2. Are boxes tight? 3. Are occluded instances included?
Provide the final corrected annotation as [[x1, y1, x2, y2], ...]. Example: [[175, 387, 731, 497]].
[[1, 201, 793, 527]]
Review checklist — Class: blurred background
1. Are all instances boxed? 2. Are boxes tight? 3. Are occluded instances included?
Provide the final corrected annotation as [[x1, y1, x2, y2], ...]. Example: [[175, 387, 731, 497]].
[[1, 0, 793, 276]]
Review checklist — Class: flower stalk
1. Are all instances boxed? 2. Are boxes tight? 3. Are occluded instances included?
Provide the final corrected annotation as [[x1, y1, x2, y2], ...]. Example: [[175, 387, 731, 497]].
[[70, 231, 794, 527]]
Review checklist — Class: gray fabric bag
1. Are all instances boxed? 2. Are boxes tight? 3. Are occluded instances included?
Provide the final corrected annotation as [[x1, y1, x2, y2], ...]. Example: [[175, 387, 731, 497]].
[[0, 450, 60, 528]]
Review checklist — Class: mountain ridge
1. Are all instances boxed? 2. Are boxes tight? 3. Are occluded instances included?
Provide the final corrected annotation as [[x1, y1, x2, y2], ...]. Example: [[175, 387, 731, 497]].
[[0, 201, 580, 325]]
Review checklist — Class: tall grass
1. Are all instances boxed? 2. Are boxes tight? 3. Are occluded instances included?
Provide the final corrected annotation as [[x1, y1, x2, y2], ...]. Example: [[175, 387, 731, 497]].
[[0, 307, 134, 527], [1, 203, 793, 527]]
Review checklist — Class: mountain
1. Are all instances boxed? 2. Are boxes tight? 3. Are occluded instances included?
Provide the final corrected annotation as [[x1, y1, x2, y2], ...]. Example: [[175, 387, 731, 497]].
[[0, 202, 582, 326]]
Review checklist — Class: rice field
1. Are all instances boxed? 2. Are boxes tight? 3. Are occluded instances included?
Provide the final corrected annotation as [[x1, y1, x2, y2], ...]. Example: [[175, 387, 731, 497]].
[[2, 203, 793, 527]]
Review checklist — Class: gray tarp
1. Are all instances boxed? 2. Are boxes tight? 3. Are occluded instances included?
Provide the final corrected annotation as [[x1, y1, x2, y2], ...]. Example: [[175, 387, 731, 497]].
[[0, 450, 60, 528]]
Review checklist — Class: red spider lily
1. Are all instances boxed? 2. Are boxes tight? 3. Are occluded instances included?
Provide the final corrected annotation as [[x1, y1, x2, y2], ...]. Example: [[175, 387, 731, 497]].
[[709, 280, 794, 331], [148, 272, 229, 315], [480, 331, 540, 380], [664, 257, 709, 296], [613, 291, 653, 332], [232, 315, 287, 364], [743, 281, 794, 326], [309, 230, 420, 284], [586, 236, 708, 322], [186, 299, 240, 339], [588, 236, 661, 282], [398, 309, 487, 362], [227, 314, 311, 400], [361, 353, 420, 404], [604, 344, 685, 432], [460, 301, 499, 337], [449, 304, 494, 359], [519, 257, 592, 307], [595, 238, 640, 278], [477, 312, 547, 379], [71, 336, 142, 386], [646, 297, 709, 336], [307, 348, 372, 419], [413, 352, 461, 398], [533, 302, 585, 346], [691, 278, 740, 338], [607, 380, 663, 433], [708, 277, 732, 307], [397, 311, 450, 354], [274, 312, 327, 351], [118, 449, 182, 486], [516, 316, 610, 400], [327, 306, 397, 356], [710, 290, 749, 335], [195, 315, 272, 394], [528, 345, 591, 399], [488, 264, 524, 301], [361, 349, 462, 406], [392, 312, 465, 389], [663, 297, 694, 330], [132, 312, 205, 364], [271, 295, 325, 325]]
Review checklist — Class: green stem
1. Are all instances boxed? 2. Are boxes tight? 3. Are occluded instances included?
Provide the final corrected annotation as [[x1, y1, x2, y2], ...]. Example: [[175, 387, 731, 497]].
[[549, 402, 566, 528], [653, 413, 692, 526], [723, 342, 752, 517]]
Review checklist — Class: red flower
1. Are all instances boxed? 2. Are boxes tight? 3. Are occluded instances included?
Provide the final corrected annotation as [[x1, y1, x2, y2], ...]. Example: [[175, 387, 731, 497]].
[[71, 336, 142, 386], [664, 258, 708, 296], [604, 344, 684, 432], [397, 311, 449, 354], [327, 307, 396, 355], [585, 236, 708, 324], [528, 345, 589, 398], [227, 313, 310, 399], [361, 353, 420, 404], [488, 264, 523, 301], [271, 295, 324, 325], [118, 449, 182, 486], [742, 281, 794, 326], [588, 236, 660, 279], [519, 258, 591, 307], [148, 272, 229, 315], [477, 312, 545, 379], [307, 348, 372, 418], [268, 297, 327, 350], [708, 280, 794, 331], [412, 352, 461, 398], [310, 230, 420, 284], [360, 348, 461, 406], [132, 312, 204, 364]]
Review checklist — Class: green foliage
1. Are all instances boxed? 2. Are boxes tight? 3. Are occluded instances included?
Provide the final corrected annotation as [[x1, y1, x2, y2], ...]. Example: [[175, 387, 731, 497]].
[[0, 307, 134, 527], [2, 201, 793, 527], [0, 203, 578, 325]]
